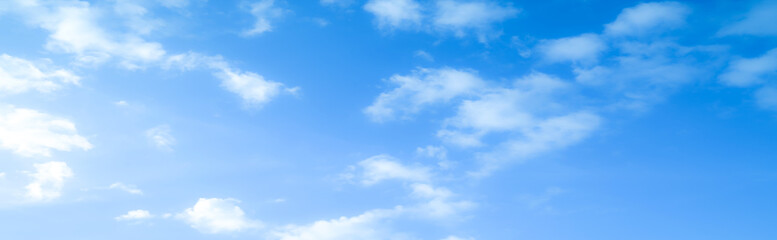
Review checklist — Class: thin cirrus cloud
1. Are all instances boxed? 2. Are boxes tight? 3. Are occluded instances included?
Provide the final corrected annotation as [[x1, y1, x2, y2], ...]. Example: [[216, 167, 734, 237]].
[[274, 156, 472, 239], [363, 0, 518, 41], [243, 0, 285, 36], [603, 1, 691, 37], [145, 125, 176, 151], [0, 54, 81, 94], [109, 182, 143, 195], [718, 1, 777, 36], [719, 48, 777, 87]]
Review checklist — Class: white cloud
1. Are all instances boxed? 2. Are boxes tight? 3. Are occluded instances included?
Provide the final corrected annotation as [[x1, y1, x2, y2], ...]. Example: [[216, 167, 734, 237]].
[[4, 1, 293, 108], [366, 69, 602, 175], [365, 68, 485, 122], [468, 111, 600, 176], [114, 100, 129, 107], [432, 0, 519, 40], [25, 161, 73, 201], [177, 198, 261, 234], [216, 67, 285, 107], [8, 1, 166, 68], [719, 48, 777, 87], [243, 0, 284, 36], [0, 54, 80, 94], [364, 0, 423, 29], [0, 105, 92, 157], [272, 207, 404, 240], [441, 236, 474, 240], [439, 73, 571, 146], [755, 86, 777, 111], [538, 33, 606, 63], [416, 145, 446, 160], [166, 52, 294, 106], [116, 209, 154, 221], [572, 41, 707, 111], [419, 73, 602, 176], [146, 125, 176, 151], [357, 155, 431, 185], [604, 2, 690, 36], [718, 2, 777, 36], [410, 183, 474, 219], [109, 182, 143, 195]]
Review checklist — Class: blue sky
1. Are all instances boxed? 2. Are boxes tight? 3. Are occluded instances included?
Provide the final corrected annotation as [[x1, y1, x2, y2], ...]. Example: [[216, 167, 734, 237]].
[[1, 0, 777, 239]]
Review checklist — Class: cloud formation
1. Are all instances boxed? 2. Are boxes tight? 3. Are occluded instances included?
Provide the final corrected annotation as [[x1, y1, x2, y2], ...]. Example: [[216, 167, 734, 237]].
[[115, 209, 154, 221], [244, 0, 284, 36], [146, 125, 176, 151], [177, 198, 262, 234], [25, 161, 73, 201], [0, 105, 92, 158], [604, 2, 690, 36], [0, 54, 80, 94], [363, 0, 518, 41]]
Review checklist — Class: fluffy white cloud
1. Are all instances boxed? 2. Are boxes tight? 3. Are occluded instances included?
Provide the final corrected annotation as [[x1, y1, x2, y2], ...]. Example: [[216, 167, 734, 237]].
[[604, 2, 690, 36], [6, 1, 292, 108], [425, 73, 602, 176], [0, 105, 92, 157], [25, 161, 73, 201], [719, 48, 777, 87], [439, 73, 572, 146], [6, 0, 166, 68], [365, 68, 485, 122], [145, 125, 176, 151], [432, 0, 519, 40], [366, 69, 602, 175], [177, 198, 261, 234], [216, 68, 286, 106], [718, 2, 777, 36], [272, 207, 404, 240], [364, 0, 423, 29], [115, 209, 154, 221], [357, 155, 431, 185], [109, 182, 143, 195], [538, 34, 606, 63], [244, 0, 284, 36], [0, 54, 80, 94]]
